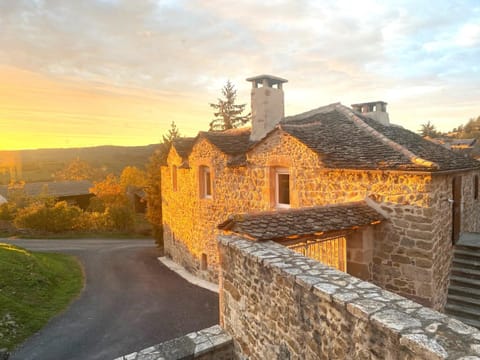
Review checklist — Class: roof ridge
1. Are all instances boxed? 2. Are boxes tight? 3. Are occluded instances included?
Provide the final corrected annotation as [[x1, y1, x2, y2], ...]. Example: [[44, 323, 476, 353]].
[[335, 104, 439, 169], [281, 102, 340, 123]]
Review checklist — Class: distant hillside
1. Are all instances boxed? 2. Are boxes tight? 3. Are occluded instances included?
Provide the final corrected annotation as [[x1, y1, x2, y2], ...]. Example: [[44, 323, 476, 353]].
[[0, 144, 158, 184]]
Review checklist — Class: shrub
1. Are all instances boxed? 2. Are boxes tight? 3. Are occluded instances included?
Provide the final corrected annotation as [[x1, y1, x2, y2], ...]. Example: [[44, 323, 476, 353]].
[[14, 201, 82, 233], [74, 211, 108, 232], [0, 203, 15, 221], [104, 204, 135, 232]]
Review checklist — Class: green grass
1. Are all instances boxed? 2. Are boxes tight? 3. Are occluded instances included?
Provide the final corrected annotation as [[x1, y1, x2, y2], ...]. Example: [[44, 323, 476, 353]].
[[0, 243, 84, 351]]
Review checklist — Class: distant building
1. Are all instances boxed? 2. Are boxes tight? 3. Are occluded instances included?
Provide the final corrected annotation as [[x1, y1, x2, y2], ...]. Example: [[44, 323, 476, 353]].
[[0, 180, 94, 209], [161, 75, 480, 316], [426, 136, 479, 159]]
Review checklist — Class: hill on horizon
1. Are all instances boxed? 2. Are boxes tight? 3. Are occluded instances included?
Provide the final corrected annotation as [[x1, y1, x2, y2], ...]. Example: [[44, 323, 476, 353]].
[[0, 144, 158, 185]]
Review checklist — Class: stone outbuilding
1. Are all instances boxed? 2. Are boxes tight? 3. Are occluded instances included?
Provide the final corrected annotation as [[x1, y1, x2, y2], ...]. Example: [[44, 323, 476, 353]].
[[161, 75, 480, 314], [0, 180, 94, 210]]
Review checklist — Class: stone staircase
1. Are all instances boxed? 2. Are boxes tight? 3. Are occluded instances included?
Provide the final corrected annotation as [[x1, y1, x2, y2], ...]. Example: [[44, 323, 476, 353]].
[[446, 243, 480, 329]]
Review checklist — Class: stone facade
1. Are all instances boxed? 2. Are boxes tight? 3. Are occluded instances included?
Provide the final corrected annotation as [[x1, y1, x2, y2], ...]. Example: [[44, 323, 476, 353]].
[[219, 235, 480, 359], [162, 126, 480, 308]]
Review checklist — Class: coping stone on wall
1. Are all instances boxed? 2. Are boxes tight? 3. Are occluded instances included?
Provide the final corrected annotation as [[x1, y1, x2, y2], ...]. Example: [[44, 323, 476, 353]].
[[218, 234, 480, 359], [113, 324, 233, 360]]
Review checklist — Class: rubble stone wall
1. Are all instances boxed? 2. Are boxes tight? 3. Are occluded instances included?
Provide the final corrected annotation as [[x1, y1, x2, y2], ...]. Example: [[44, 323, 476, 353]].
[[114, 325, 233, 360], [162, 130, 480, 306], [218, 235, 480, 360]]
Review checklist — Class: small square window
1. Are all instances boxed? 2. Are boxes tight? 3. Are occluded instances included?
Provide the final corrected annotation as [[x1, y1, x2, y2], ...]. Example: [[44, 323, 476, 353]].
[[200, 166, 212, 199], [275, 168, 290, 208]]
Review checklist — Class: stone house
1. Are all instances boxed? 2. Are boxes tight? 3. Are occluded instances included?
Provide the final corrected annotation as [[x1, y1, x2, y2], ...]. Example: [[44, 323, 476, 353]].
[[161, 75, 480, 313]]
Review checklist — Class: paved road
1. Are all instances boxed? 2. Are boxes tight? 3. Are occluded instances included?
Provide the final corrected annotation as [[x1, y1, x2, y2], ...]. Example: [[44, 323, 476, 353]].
[[3, 239, 219, 360]]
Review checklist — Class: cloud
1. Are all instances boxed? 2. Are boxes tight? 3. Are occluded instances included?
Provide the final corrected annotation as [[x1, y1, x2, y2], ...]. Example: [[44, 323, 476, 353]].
[[0, 0, 478, 139]]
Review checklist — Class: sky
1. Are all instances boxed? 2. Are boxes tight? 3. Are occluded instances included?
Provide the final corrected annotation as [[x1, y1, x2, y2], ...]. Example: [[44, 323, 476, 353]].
[[0, 0, 479, 150]]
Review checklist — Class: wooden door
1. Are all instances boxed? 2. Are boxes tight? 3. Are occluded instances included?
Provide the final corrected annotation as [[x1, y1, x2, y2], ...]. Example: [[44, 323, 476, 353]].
[[452, 176, 462, 244]]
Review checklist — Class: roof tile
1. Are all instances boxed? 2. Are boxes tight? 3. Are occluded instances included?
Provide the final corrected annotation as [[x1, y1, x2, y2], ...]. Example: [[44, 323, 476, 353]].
[[218, 201, 384, 241]]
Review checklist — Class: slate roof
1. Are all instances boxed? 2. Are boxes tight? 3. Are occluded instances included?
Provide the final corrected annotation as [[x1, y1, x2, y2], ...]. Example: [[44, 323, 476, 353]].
[[279, 109, 415, 170], [0, 180, 94, 199], [171, 129, 251, 166], [172, 137, 196, 159], [169, 103, 480, 172], [358, 115, 480, 171], [277, 104, 480, 171], [198, 129, 251, 156], [218, 201, 384, 241]]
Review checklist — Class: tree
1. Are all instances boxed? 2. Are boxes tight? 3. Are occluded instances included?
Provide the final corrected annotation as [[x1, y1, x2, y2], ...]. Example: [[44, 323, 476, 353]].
[[209, 80, 250, 131], [419, 121, 440, 138], [156, 121, 181, 164], [162, 121, 181, 145], [120, 166, 147, 190], [89, 174, 126, 208], [446, 115, 480, 139], [145, 122, 181, 249], [54, 158, 101, 181]]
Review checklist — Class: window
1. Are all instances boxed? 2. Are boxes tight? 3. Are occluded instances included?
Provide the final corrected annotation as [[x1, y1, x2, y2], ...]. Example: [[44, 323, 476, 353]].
[[200, 166, 212, 198], [275, 168, 290, 208], [201, 253, 208, 270], [172, 165, 177, 192], [475, 175, 479, 200]]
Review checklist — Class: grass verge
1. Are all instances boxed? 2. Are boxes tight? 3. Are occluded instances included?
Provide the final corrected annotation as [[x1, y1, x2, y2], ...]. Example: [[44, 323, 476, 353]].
[[0, 243, 83, 351]]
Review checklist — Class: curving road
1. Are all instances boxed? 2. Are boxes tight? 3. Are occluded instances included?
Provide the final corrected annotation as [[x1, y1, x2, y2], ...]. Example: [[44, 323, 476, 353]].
[[3, 238, 219, 360]]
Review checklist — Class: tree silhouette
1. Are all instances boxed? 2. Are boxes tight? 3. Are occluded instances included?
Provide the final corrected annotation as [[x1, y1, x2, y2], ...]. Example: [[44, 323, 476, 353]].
[[419, 121, 440, 138], [209, 80, 250, 131]]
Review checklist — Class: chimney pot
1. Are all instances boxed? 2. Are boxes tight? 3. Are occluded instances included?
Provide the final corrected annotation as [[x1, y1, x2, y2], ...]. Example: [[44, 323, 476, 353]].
[[246, 74, 288, 141], [351, 101, 389, 125]]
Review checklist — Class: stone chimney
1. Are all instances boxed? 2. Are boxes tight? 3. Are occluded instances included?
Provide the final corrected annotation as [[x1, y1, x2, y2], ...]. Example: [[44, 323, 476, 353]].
[[246, 74, 288, 141], [351, 101, 390, 125]]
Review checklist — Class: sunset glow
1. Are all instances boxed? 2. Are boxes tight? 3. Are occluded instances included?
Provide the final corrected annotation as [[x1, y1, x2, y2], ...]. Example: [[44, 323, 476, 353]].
[[0, 1, 479, 150]]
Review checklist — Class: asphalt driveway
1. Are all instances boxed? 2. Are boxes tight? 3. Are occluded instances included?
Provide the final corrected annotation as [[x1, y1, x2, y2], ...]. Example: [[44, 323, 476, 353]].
[[3, 238, 219, 360]]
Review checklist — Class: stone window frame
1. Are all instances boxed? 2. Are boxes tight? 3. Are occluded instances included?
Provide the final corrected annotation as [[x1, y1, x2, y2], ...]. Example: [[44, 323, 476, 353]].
[[172, 165, 178, 192], [199, 165, 213, 199], [274, 167, 290, 209]]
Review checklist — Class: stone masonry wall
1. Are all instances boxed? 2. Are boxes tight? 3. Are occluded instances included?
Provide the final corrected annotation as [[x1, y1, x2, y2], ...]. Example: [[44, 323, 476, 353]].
[[114, 325, 233, 360], [219, 235, 480, 360], [162, 130, 480, 307], [430, 171, 480, 309]]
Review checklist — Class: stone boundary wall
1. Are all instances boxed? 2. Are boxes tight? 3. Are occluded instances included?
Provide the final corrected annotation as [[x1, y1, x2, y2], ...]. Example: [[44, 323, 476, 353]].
[[114, 325, 233, 360], [218, 235, 480, 360]]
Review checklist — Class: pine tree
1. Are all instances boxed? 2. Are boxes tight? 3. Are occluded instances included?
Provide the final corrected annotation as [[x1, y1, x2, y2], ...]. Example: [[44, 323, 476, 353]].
[[209, 80, 250, 131], [162, 121, 181, 145], [145, 121, 181, 249]]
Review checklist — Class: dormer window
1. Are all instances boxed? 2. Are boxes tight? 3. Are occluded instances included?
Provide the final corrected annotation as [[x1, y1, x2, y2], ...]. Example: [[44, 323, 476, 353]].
[[275, 168, 290, 208], [200, 166, 212, 199]]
